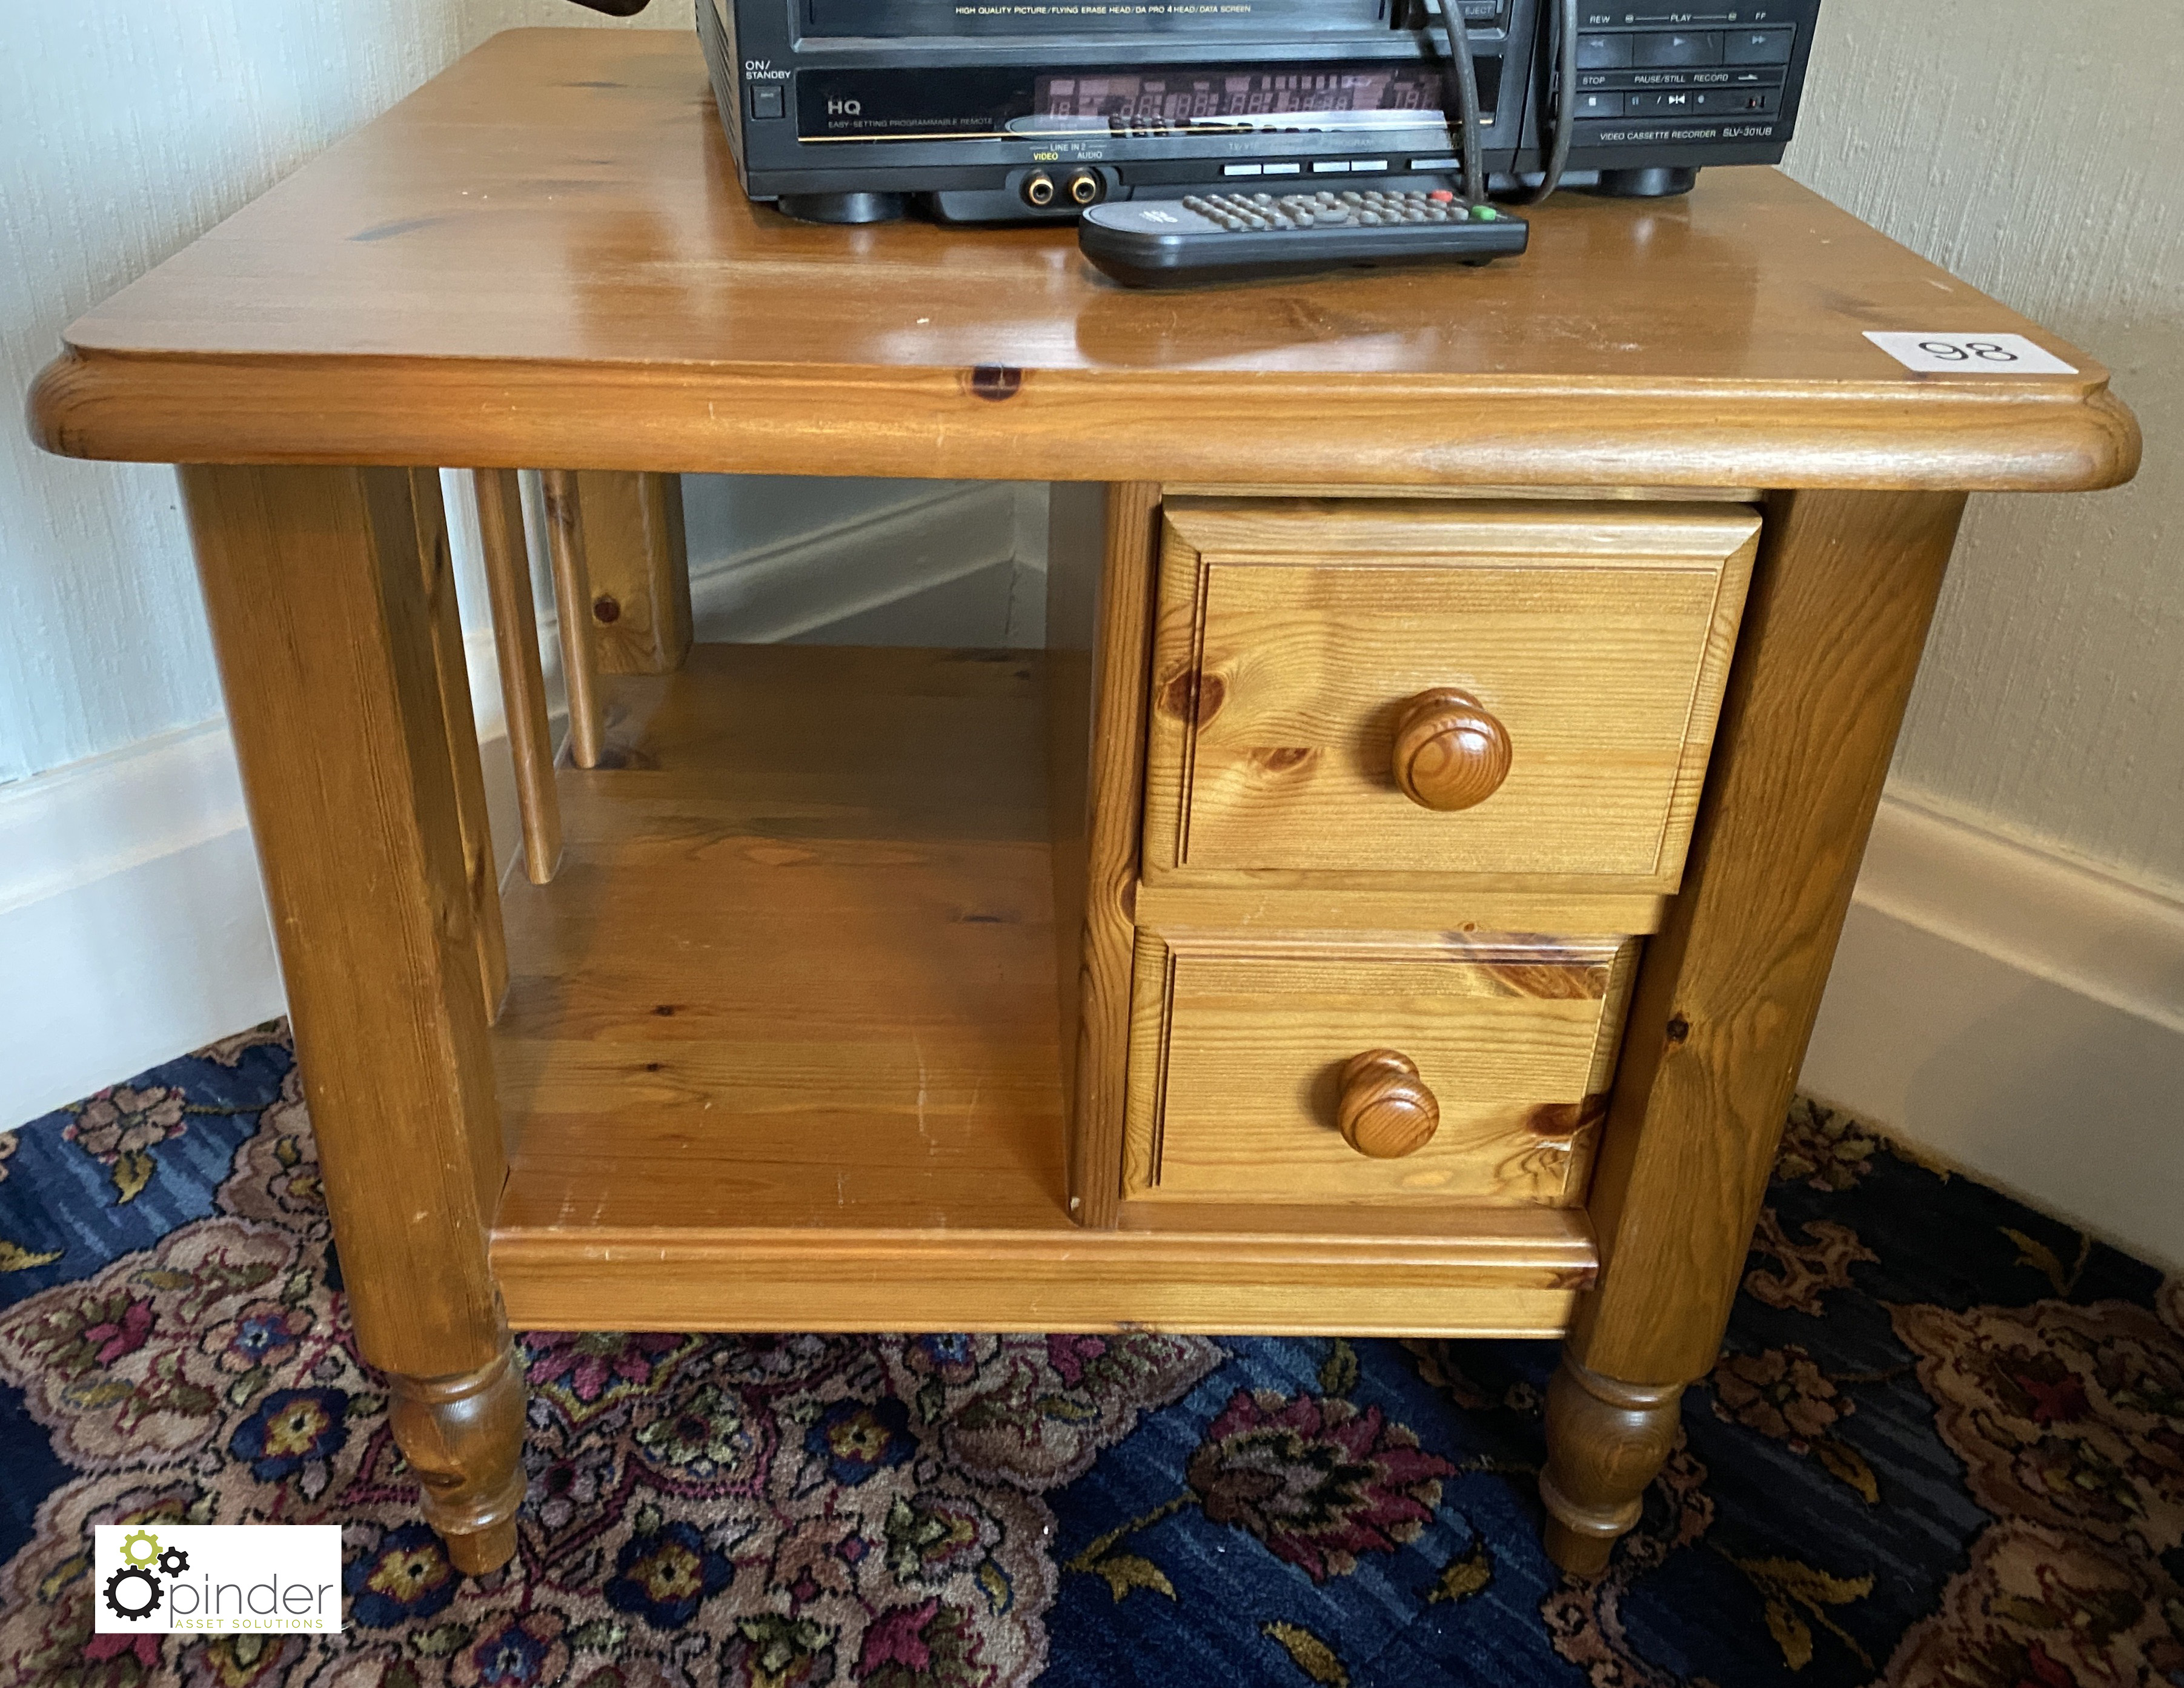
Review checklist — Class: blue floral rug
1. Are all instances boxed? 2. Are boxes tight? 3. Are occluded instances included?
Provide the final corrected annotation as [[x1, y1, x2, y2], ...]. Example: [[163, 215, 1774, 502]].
[[2, 1025, 2179, 1687]]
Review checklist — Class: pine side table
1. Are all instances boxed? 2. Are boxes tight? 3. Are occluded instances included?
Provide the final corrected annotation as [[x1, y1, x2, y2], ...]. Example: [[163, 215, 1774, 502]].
[[29, 29, 2139, 1578]]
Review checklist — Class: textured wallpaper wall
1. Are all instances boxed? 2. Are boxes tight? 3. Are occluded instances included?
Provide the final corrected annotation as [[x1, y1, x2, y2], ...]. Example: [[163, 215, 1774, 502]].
[[0, 0, 683, 786], [1782, 0, 2182, 889]]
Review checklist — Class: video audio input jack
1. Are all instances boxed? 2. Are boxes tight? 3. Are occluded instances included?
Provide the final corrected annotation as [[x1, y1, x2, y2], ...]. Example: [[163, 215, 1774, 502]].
[[1067, 170, 1103, 207], [1023, 172, 1057, 208]]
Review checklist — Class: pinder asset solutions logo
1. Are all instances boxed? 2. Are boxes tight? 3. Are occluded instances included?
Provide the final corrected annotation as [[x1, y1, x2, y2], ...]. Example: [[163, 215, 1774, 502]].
[[93, 1525, 344, 1634]]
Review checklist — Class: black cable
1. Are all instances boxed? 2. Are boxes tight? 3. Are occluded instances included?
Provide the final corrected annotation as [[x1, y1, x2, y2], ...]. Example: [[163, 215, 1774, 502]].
[[1433, 2, 1487, 205], [1520, 0, 1578, 204]]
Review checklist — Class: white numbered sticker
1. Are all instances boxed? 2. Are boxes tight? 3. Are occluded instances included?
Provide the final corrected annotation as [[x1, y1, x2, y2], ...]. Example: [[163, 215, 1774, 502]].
[[1864, 332, 2077, 376]]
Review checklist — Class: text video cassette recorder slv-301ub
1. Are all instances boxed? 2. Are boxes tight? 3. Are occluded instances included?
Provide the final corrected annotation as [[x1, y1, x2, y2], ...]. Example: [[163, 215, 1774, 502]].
[[572, 0, 1822, 226]]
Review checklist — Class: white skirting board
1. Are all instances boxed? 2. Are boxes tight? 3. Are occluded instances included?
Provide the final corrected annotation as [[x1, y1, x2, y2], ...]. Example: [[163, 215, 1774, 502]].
[[686, 482, 1041, 646], [0, 721, 282, 1125], [1800, 794, 2184, 1272], [0, 713, 545, 1130]]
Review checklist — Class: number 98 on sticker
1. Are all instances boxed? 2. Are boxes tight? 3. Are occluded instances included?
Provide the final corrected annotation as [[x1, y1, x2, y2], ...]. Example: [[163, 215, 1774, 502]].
[[1864, 331, 2078, 375]]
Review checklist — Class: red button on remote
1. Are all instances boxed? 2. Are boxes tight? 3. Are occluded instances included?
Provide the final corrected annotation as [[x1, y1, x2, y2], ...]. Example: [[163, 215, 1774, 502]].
[[1429, 190, 1456, 202]]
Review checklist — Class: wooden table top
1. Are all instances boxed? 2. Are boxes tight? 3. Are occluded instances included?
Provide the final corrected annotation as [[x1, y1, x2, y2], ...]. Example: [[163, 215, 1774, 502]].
[[30, 28, 2136, 491]]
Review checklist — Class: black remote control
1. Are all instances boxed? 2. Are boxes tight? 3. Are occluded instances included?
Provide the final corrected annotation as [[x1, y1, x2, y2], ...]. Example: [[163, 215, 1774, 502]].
[[1079, 188, 1527, 287]]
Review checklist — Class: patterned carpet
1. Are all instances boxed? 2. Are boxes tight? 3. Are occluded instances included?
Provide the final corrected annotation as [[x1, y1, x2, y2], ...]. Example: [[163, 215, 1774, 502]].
[[1, 1025, 2179, 1687]]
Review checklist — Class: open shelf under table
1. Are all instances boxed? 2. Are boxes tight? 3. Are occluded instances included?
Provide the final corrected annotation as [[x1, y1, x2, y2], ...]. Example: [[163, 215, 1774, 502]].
[[488, 644, 1596, 1336]]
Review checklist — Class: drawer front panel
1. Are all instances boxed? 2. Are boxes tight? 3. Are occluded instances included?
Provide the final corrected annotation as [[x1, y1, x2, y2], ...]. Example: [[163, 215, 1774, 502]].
[[1125, 932, 1636, 1206], [1143, 499, 1761, 887]]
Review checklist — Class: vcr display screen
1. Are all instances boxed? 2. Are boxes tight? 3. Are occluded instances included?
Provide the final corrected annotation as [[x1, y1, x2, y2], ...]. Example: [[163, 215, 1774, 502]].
[[1035, 67, 1442, 121], [798, 61, 1492, 141], [802, 0, 1395, 37]]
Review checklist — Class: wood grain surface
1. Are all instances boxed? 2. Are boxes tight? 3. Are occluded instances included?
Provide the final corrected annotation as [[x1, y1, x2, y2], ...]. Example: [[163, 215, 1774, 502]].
[[1335, 1050, 1444, 1161], [1539, 494, 1966, 1561], [1043, 483, 1103, 1222], [494, 1233, 1590, 1339], [1131, 882, 1671, 937], [541, 469, 603, 770], [490, 645, 1057, 1232], [387, 1334, 528, 1576], [409, 468, 507, 1022], [1539, 1358, 1685, 1575], [1124, 930, 1627, 1207], [486, 641, 1593, 1334], [1391, 688, 1515, 813], [473, 468, 561, 885], [1066, 485, 1163, 1228], [180, 465, 507, 1382], [1161, 484, 1768, 504], [1143, 500, 1760, 888], [577, 471, 691, 676], [1571, 489, 1970, 1386], [27, 32, 2136, 490]]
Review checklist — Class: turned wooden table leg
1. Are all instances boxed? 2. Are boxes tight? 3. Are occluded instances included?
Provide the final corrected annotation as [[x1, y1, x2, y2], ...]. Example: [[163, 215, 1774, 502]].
[[388, 1331, 529, 1575], [181, 463, 525, 1575], [1540, 1359, 1683, 1575], [1542, 489, 1968, 1575]]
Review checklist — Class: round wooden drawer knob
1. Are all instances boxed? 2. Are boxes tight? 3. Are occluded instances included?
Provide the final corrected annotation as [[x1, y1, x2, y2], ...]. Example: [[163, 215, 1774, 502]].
[[1392, 688, 1512, 812], [1337, 1050, 1441, 1160]]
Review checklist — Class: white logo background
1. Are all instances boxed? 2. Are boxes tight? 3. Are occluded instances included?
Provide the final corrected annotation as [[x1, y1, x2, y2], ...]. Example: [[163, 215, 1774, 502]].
[[93, 1525, 344, 1633]]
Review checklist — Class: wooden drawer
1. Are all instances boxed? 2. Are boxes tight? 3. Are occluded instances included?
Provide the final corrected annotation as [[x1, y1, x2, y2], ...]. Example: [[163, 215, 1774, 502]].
[[1142, 498, 1761, 889], [1124, 931, 1637, 1207]]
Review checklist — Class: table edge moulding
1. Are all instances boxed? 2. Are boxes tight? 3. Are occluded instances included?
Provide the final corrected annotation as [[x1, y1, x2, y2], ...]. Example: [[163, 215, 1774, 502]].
[[23, 27, 2140, 1584]]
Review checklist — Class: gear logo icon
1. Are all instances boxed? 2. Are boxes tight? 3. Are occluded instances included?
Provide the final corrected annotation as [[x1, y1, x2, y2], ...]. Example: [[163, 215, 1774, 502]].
[[118, 1528, 162, 1567], [157, 1545, 191, 1575], [104, 1564, 164, 1620]]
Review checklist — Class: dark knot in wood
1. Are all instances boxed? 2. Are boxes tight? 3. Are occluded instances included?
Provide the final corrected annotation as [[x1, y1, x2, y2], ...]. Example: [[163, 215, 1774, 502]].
[[1158, 670, 1224, 725], [967, 365, 1024, 402]]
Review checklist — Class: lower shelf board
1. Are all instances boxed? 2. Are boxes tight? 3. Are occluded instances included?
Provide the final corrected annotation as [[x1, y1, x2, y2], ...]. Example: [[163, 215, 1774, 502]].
[[491, 1211, 1596, 1336], [488, 644, 1596, 1337]]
